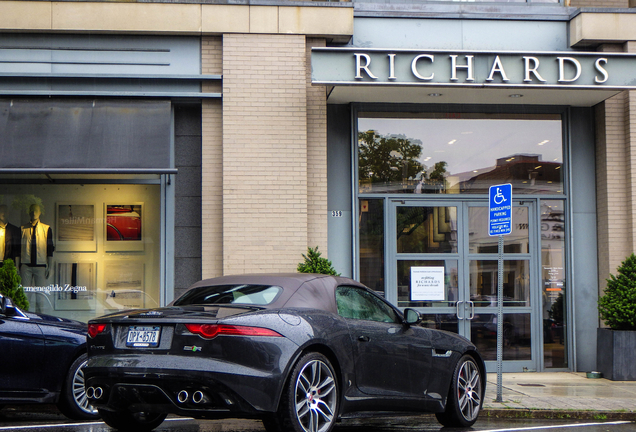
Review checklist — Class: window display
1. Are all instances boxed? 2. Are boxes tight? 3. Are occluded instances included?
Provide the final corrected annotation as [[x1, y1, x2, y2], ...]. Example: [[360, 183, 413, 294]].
[[0, 183, 160, 322], [358, 113, 563, 195]]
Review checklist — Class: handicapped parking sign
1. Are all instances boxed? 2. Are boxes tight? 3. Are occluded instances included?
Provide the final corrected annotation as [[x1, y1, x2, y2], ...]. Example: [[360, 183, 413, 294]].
[[489, 184, 512, 236]]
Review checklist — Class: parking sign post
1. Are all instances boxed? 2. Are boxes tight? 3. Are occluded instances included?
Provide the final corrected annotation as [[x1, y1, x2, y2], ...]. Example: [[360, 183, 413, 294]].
[[489, 184, 512, 403]]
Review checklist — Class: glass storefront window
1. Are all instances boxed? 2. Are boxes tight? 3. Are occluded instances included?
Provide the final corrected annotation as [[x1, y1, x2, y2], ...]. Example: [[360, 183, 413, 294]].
[[471, 313, 532, 361], [541, 200, 567, 368], [1, 182, 161, 323], [359, 199, 385, 295], [469, 260, 530, 307], [397, 206, 458, 253], [358, 113, 563, 195], [469, 206, 530, 253]]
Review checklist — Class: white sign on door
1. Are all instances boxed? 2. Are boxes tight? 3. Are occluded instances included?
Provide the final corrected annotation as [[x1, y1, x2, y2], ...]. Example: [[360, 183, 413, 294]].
[[411, 266, 445, 301]]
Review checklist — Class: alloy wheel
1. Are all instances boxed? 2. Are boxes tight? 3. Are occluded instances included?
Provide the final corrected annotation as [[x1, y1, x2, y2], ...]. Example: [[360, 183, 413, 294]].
[[457, 359, 482, 421], [294, 359, 337, 432], [72, 359, 98, 415]]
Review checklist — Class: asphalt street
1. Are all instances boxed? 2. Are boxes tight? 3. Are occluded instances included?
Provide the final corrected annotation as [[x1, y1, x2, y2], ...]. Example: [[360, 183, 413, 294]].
[[0, 409, 634, 432]]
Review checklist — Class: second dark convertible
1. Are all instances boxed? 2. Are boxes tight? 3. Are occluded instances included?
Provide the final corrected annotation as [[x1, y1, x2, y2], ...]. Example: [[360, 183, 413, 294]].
[[85, 273, 485, 432]]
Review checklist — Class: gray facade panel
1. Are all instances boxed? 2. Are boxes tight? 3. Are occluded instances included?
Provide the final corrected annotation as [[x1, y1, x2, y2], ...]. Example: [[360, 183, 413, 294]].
[[175, 226, 202, 259], [174, 257, 202, 299], [175, 195, 202, 227], [352, 18, 568, 51], [0, 99, 171, 170], [175, 166, 203, 198], [569, 107, 598, 372], [175, 135, 203, 167], [327, 104, 353, 278], [173, 104, 202, 294]]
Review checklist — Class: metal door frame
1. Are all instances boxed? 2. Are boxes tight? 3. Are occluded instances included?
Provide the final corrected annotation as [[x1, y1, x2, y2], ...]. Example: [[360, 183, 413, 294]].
[[386, 198, 542, 372]]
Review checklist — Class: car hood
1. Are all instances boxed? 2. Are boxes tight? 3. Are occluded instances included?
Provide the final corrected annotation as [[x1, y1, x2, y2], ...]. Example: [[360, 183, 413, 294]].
[[22, 310, 87, 331]]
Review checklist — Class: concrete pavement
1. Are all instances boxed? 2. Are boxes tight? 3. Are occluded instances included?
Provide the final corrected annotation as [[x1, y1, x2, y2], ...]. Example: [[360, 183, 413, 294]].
[[483, 372, 636, 420]]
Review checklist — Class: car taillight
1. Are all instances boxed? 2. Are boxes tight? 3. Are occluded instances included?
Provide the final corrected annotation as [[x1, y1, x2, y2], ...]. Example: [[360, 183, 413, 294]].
[[88, 323, 107, 338], [184, 324, 282, 340]]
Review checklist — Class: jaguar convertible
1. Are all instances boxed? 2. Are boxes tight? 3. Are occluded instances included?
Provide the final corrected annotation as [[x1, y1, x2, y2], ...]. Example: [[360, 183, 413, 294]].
[[85, 274, 485, 432]]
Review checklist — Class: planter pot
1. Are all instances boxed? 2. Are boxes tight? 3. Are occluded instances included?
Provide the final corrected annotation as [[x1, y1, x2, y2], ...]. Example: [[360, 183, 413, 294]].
[[597, 328, 636, 381]]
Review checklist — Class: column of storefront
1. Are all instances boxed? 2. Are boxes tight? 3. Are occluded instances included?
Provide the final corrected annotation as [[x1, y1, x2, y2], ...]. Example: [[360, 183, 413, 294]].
[[306, 38, 329, 253], [222, 33, 309, 274], [201, 36, 224, 283]]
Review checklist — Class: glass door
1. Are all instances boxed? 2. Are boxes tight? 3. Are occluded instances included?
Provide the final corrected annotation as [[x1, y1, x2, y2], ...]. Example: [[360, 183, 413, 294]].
[[464, 202, 538, 372], [387, 199, 539, 372]]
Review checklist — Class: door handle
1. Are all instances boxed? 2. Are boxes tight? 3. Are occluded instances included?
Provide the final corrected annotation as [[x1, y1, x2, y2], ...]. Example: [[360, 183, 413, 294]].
[[456, 301, 464, 320], [467, 301, 475, 320], [358, 335, 370, 342]]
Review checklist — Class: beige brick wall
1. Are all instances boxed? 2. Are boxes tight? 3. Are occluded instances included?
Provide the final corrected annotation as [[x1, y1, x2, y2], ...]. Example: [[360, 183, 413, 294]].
[[306, 38, 328, 255], [595, 43, 635, 296], [222, 33, 308, 274], [201, 36, 223, 279]]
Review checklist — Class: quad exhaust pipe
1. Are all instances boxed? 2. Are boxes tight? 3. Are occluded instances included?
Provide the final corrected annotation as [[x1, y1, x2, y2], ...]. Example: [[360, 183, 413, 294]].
[[177, 390, 189, 403], [192, 390, 209, 404], [86, 386, 103, 399], [176, 389, 209, 404]]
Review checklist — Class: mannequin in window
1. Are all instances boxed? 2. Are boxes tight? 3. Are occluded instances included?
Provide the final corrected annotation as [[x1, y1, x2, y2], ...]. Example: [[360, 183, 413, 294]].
[[18, 204, 55, 288], [0, 204, 20, 266]]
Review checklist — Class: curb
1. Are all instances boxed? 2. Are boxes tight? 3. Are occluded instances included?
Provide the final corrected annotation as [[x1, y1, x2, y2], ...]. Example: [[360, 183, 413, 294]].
[[483, 409, 636, 421]]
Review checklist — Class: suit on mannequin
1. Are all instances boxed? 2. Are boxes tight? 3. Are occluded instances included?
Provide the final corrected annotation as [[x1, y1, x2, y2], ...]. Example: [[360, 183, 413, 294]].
[[19, 204, 55, 289], [0, 204, 20, 266]]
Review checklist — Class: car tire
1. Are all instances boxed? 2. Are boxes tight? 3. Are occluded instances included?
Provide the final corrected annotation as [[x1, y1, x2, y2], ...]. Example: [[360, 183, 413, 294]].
[[435, 354, 483, 428], [56, 353, 100, 420], [264, 352, 339, 432], [99, 409, 167, 432]]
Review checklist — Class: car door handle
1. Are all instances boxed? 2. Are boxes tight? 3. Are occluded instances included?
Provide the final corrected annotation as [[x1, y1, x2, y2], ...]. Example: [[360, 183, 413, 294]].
[[358, 335, 370, 342]]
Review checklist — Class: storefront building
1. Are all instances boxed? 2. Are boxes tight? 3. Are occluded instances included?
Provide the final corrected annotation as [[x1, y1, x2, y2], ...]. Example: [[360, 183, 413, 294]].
[[1, 0, 636, 373]]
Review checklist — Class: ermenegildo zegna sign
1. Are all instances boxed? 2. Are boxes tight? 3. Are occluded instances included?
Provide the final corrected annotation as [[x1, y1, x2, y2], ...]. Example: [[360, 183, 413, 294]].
[[311, 48, 636, 89]]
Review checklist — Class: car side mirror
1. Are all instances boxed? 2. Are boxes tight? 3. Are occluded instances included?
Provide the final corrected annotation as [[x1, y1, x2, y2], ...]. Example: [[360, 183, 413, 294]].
[[0, 294, 6, 315], [404, 308, 422, 326]]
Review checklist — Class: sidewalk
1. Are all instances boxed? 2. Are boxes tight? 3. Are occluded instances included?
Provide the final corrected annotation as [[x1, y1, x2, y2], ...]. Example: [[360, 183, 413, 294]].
[[483, 372, 636, 420]]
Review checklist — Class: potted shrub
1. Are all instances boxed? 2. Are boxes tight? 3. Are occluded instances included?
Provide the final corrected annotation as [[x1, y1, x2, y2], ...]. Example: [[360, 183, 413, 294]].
[[297, 247, 340, 276], [597, 253, 636, 380], [0, 258, 29, 310]]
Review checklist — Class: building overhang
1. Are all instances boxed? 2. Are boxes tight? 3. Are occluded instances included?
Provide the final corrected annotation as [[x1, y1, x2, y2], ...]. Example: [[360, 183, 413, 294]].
[[313, 48, 634, 107], [0, 0, 354, 43], [570, 9, 636, 49]]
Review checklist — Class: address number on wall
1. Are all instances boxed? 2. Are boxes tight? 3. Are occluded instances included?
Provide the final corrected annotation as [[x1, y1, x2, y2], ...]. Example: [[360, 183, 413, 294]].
[[331, 211, 343, 217]]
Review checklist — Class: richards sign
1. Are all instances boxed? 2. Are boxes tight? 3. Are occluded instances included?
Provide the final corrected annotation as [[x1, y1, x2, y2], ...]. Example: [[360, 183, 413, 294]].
[[311, 48, 636, 89]]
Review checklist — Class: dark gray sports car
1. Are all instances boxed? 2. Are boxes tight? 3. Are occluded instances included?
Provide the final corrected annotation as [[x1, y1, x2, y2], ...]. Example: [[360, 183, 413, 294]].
[[85, 274, 485, 432]]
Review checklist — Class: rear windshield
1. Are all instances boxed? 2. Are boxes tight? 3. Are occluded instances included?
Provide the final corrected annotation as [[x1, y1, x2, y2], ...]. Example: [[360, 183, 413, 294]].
[[173, 284, 282, 306]]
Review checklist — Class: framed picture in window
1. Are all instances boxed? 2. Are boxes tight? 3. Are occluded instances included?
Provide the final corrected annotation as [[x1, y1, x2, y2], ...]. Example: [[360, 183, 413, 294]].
[[104, 203, 144, 252], [56, 203, 97, 252], [54, 262, 96, 311], [103, 260, 146, 310]]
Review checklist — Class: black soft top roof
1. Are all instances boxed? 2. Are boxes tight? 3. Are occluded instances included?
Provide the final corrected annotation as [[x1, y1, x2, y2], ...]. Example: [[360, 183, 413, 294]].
[[182, 273, 368, 313]]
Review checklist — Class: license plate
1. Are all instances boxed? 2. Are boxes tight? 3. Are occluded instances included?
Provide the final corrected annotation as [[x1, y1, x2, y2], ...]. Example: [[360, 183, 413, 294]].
[[126, 326, 161, 347]]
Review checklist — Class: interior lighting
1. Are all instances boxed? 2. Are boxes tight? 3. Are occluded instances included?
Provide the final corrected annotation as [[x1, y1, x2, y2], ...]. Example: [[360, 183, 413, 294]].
[[428, 93, 442, 97], [535, 165, 542, 169], [538, 140, 550, 146], [509, 94, 523, 98], [448, 139, 457, 145]]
